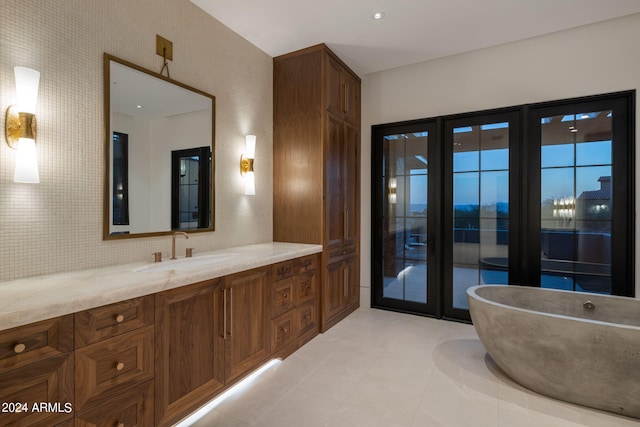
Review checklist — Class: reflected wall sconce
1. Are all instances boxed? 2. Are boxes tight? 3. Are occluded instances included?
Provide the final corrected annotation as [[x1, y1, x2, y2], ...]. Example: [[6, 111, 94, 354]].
[[5, 67, 40, 183], [388, 177, 397, 204], [240, 134, 256, 195]]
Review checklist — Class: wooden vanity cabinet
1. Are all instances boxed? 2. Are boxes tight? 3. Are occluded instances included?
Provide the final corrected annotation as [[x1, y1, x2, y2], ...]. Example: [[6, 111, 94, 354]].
[[274, 44, 361, 332], [0, 253, 318, 427], [0, 315, 74, 427]]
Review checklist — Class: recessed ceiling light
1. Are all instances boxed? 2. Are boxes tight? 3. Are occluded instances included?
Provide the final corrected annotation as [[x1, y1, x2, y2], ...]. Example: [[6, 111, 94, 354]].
[[136, 105, 143, 109], [371, 11, 386, 20]]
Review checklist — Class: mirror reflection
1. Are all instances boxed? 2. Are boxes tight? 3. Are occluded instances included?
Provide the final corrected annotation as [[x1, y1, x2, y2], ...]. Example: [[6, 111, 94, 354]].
[[104, 54, 215, 239]]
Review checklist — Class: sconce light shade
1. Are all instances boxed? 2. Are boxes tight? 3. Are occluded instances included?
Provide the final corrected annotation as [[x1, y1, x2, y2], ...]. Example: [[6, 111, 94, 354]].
[[14, 67, 40, 114], [13, 138, 40, 183], [241, 135, 256, 195], [244, 171, 255, 195], [245, 134, 256, 158], [6, 66, 40, 183]]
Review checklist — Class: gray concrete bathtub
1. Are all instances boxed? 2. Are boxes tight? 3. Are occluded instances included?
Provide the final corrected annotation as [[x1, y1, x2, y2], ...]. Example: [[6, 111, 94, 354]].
[[467, 285, 640, 419]]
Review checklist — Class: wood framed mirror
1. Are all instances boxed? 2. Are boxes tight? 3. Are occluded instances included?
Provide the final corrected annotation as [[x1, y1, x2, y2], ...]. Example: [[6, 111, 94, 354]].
[[103, 54, 215, 239]]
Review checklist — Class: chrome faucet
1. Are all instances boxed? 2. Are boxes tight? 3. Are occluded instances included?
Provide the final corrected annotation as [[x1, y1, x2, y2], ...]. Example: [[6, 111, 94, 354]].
[[171, 232, 189, 259]]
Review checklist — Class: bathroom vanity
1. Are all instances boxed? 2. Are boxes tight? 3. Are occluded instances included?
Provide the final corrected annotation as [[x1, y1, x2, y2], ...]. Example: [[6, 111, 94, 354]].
[[0, 242, 321, 427]]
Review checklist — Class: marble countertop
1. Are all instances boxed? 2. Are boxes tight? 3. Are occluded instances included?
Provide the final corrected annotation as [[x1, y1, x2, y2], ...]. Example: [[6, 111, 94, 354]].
[[0, 242, 323, 331]]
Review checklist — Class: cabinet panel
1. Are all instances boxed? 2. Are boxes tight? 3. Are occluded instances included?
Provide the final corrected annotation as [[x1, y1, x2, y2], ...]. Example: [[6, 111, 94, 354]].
[[326, 57, 343, 117], [0, 353, 74, 427], [75, 379, 153, 427], [224, 268, 270, 384], [155, 279, 224, 427], [344, 122, 360, 246], [0, 315, 73, 375], [75, 326, 153, 412], [75, 296, 153, 347], [325, 113, 346, 250]]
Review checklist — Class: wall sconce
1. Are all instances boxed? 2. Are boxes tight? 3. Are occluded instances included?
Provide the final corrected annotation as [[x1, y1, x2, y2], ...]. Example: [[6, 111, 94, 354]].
[[5, 67, 40, 183], [388, 177, 397, 204], [240, 134, 256, 195]]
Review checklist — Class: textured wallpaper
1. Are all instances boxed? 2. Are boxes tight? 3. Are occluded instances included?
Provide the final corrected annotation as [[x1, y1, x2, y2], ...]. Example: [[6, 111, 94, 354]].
[[0, 0, 273, 281]]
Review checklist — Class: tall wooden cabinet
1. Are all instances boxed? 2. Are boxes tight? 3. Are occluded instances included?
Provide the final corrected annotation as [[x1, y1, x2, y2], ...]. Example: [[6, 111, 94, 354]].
[[274, 44, 361, 332]]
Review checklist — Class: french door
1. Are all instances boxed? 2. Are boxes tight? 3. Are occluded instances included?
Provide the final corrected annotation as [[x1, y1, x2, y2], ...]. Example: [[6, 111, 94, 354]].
[[371, 122, 441, 316], [372, 91, 634, 321]]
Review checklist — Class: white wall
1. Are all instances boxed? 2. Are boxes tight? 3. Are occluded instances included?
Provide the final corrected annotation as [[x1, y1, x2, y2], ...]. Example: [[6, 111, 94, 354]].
[[0, 0, 273, 281], [361, 13, 640, 305]]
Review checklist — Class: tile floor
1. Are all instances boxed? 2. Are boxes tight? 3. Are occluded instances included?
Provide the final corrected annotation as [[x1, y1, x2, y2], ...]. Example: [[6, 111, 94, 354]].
[[182, 308, 638, 427]]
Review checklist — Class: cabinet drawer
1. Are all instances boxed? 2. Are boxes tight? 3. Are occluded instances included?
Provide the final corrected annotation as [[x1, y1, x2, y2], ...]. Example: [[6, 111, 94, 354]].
[[271, 311, 296, 352], [75, 379, 154, 427], [297, 300, 318, 338], [75, 296, 154, 347], [270, 277, 295, 318], [0, 315, 74, 374], [273, 260, 296, 281], [296, 271, 317, 305], [0, 353, 74, 427], [295, 255, 317, 274], [75, 325, 153, 412]]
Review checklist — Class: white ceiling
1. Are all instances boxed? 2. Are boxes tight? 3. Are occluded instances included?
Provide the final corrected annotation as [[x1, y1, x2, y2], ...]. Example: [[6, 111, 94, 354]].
[[191, 0, 640, 75]]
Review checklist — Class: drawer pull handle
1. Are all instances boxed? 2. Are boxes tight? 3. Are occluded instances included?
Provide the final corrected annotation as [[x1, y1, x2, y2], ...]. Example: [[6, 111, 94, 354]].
[[14, 343, 26, 354], [116, 362, 125, 371], [283, 293, 288, 299], [115, 314, 125, 323], [305, 260, 311, 266]]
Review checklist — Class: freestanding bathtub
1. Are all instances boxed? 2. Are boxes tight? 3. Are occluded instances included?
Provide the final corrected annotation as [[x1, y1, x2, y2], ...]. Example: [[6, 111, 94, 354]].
[[467, 285, 640, 419]]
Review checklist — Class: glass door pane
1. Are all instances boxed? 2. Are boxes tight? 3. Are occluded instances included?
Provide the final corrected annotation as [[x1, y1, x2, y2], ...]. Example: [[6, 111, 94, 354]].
[[540, 110, 613, 293], [382, 131, 429, 304], [451, 121, 510, 310]]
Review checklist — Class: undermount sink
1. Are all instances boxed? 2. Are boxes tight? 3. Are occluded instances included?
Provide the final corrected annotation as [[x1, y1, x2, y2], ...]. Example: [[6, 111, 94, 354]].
[[134, 253, 237, 272]]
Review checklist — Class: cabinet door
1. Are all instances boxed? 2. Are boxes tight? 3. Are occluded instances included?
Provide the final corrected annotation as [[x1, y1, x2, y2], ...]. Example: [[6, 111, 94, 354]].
[[325, 114, 346, 250], [323, 257, 359, 330], [0, 353, 74, 427], [224, 268, 270, 383], [326, 55, 360, 125], [323, 260, 347, 323], [155, 279, 224, 427]]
